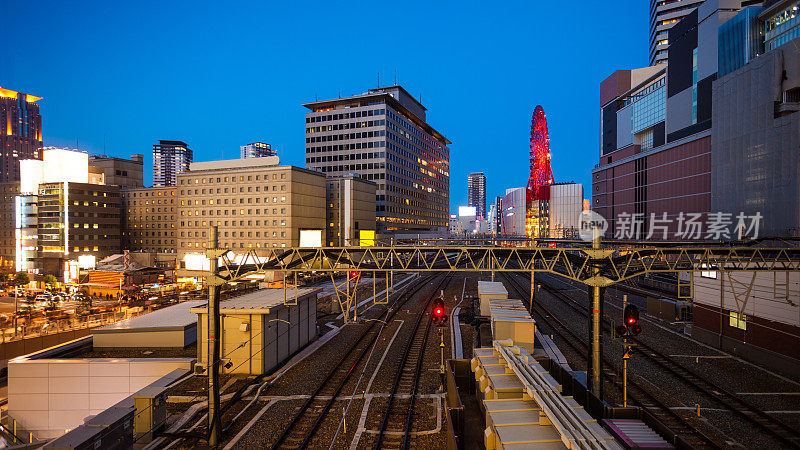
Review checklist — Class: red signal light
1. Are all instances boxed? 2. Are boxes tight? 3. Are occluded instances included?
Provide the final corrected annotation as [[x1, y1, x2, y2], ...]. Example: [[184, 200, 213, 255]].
[[434, 307, 443, 316], [628, 318, 635, 324]]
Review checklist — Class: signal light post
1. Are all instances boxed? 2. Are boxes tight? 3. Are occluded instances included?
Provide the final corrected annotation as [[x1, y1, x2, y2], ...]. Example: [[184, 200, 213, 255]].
[[615, 295, 641, 407], [431, 294, 448, 390]]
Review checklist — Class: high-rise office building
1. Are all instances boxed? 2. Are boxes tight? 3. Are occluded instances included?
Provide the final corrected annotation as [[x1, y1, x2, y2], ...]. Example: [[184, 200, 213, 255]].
[[467, 172, 487, 219], [304, 85, 450, 234], [649, 0, 705, 65], [153, 140, 192, 187], [241, 142, 276, 158], [0, 87, 42, 182]]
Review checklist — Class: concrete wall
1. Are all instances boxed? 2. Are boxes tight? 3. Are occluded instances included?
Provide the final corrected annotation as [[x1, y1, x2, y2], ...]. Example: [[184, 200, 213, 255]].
[[712, 45, 800, 236], [8, 357, 193, 439], [692, 270, 800, 370]]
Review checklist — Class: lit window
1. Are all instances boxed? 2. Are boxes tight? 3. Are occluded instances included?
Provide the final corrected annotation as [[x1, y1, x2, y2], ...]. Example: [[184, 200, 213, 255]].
[[729, 311, 747, 330]]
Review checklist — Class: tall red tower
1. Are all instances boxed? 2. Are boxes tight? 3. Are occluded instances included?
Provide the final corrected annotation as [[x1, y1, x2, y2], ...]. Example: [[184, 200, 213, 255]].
[[525, 106, 554, 238]]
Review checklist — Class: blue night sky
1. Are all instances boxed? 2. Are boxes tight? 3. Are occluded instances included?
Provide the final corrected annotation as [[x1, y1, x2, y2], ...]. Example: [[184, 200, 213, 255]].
[[2, 1, 648, 211]]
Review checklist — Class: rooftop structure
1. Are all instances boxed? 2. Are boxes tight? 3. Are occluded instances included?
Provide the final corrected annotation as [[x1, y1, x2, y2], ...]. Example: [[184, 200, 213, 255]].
[[240, 142, 276, 158], [91, 300, 204, 348]]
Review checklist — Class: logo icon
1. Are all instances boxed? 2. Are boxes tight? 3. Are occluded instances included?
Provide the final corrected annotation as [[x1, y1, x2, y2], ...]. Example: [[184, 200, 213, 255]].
[[578, 211, 608, 241]]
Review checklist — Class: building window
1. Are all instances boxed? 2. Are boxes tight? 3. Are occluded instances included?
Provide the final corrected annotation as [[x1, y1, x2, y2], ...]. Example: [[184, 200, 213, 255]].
[[729, 311, 747, 330]]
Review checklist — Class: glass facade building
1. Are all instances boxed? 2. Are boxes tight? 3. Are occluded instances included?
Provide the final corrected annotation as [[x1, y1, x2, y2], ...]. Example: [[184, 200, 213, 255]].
[[765, 1, 800, 51], [719, 7, 765, 78]]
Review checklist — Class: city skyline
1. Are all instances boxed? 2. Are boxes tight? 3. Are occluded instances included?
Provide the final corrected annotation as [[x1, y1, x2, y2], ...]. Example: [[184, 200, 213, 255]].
[[1, 0, 648, 211]]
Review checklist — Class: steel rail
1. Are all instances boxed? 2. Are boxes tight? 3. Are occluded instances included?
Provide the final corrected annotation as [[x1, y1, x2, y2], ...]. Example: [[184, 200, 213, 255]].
[[500, 272, 721, 450], [536, 274, 800, 449], [269, 273, 443, 449], [373, 273, 453, 449]]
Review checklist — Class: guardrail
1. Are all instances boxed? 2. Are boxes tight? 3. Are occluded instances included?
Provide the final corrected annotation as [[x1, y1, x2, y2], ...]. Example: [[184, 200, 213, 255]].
[[0, 309, 153, 344]]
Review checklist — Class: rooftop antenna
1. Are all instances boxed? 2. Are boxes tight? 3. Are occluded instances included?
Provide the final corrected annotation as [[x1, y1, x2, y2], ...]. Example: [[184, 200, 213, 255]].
[[394, 69, 397, 85], [338, 91, 341, 98]]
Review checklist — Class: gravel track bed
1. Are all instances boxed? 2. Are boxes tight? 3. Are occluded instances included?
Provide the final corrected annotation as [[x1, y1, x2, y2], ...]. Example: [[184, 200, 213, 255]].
[[542, 274, 800, 429], [515, 273, 799, 449], [229, 399, 305, 449]]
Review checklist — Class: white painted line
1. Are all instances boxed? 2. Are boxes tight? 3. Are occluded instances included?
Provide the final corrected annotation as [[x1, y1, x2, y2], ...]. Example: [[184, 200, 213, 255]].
[[735, 392, 800, 396], [668, 355, 730, 359], [361, 396, 443, 436], [223, 399, 277, 450], [348, 395, 373, 450], [669, 406, 800, 414], [365, 321, 404, 395], [451, 307, 463, 359]]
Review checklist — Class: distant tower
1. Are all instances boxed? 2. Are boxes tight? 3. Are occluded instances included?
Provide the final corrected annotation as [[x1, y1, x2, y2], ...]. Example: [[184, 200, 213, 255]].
[[0, 86, 43, 182], [467, 172, 486, 219], [526, 106, 554, 238], [153, 140, 192, 187]]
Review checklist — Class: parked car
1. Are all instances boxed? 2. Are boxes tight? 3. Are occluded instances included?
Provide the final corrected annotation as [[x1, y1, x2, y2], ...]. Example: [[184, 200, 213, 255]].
[[34, 292, 53, 303]]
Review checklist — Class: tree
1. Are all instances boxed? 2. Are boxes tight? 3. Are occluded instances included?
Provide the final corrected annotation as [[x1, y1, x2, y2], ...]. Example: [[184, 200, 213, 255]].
[[13, 272, 30, 287], [0, 272, 9, 284], [43, 274, 58, 289]]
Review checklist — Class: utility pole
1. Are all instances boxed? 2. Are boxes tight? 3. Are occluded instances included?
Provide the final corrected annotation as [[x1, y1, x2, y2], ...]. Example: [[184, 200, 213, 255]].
[[622, 294, 628, 406], [205, 226, 225, 446], [589, 228, 603, 397]]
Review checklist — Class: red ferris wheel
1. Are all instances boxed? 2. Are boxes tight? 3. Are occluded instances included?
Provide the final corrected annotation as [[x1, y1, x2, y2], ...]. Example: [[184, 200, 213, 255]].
[[526, 105, 554, 203]]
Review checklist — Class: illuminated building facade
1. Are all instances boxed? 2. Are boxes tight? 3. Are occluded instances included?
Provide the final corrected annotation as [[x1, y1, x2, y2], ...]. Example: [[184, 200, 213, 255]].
[[241, 142, 276, 158], [176, 158, 325, 261], [500, 188, 527, 237], [0, 86, 42, 182], [0, 182, 19, 271], [121, 186, 177, 253], [303, 85, 450, 234], [325, 174, 377, 246], [467, 172, 487, 219], [153, 140, 192, 187], [15, 148, 121, 274]]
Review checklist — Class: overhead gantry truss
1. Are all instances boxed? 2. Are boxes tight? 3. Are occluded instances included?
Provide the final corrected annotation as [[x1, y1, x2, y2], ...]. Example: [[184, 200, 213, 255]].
[[209, 245, 800, 287]]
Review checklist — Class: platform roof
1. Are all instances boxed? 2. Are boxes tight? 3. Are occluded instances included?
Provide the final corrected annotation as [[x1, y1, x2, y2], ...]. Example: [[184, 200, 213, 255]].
[[92, 300, 205, 334]]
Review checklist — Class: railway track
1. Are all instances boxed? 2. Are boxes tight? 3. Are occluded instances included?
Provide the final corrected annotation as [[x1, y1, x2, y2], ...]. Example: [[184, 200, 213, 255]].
[[269, 273, 450, 449], [369, 274, 453, 449], [500, 272, 721, 449], [533, 273, 800, 449]]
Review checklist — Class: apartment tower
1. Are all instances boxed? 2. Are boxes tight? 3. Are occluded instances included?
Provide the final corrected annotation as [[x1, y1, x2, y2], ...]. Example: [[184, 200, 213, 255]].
[[153, 140, 192, 187], [467, 172, 487, 219]]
